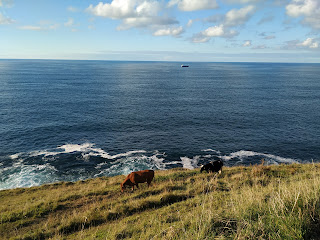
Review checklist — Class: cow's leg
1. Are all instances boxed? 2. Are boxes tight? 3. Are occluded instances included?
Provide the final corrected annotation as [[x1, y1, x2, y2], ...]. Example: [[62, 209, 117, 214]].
[[136, 183, 139, 189]]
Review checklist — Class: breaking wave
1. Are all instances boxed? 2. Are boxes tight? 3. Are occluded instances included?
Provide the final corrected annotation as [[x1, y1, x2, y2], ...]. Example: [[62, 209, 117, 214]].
[[0, 143, 303, 190]]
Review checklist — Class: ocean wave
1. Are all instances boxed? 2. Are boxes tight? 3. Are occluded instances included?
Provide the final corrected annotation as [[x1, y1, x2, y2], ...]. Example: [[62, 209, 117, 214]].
[[220, 150, 299, 165], [1, 143, 302, 190], [0, 162, 59, 190]]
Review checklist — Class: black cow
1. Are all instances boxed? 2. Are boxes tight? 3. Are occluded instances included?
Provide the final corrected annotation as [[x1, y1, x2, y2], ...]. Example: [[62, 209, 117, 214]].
[[200, 160, 223, 173]]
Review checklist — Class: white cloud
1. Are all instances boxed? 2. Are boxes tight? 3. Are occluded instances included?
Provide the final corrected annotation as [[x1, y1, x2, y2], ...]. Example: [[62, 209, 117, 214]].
[[225, 0, 263, 3], [153, 26, 184, 37], [0, 12, 14, 24], [283, 38, 319, 49], [168, 0, 218, 11], [205, 5, 256, 29], [297, 38, 319, 48], [117, 16, 177, 30], [87, 0, 178, 31], [193, 5, 255, 43], [192, 24, 238, 42], [224, 5, 256, 27], [286, 0, 320, 29], [87, 0, 160, 19], [202, 24, 238, 37], [243, 40, 252, 46]]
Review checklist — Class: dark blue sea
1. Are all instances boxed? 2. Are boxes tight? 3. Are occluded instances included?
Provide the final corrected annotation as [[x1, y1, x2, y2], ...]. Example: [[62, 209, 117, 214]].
[[1, 60, 320, 190]]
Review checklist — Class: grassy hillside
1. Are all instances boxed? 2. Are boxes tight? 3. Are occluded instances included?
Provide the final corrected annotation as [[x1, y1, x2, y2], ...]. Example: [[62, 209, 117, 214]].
[[1, 162, 320, 240]]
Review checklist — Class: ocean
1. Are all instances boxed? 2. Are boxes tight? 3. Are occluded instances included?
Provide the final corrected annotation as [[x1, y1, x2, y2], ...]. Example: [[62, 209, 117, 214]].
[[1, 60, 319, 190]]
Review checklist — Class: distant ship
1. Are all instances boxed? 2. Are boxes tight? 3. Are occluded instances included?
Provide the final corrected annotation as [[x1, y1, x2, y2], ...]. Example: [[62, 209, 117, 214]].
[[181, 64, 189, 67]]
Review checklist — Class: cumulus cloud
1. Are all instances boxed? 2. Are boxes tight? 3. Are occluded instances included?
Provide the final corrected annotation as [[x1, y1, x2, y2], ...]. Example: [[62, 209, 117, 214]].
[[205, 5, 256, 27], [167, 0, 218, 11], [87, 0, 179, 31], [87, 0, 161, 19], [243, 40, 252, 46], [202, 24, 238, 37], [224, 5, 256, 27], [286, 0, 320, 29], [153, 26, 184, 37], [192, 24, 238, 43], [225, 0, 263, 3], [193, 5, 255, 43], [117, 16, 178, 30], [284, 37, 319, 49], [297, 37, 319, 48]]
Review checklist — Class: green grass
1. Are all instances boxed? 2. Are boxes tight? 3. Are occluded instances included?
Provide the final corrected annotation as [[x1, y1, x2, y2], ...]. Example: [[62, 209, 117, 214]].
[[1, 163, 320, 239]]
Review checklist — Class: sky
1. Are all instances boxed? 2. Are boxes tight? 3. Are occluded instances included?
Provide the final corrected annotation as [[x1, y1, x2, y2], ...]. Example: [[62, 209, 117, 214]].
[[0, 0, 319, 62]]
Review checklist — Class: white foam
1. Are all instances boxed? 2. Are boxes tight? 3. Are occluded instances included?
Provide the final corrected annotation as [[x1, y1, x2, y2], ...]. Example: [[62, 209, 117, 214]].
[[10, 143, 148, 161], [0, 163, 58, 190], [202, 149, 221, 154], [10, 153, 21, 160], [94, 151, 172, 177], [4, 145, 302, 190], [221, 150, 298, 164], [180, 156, 200, 170]]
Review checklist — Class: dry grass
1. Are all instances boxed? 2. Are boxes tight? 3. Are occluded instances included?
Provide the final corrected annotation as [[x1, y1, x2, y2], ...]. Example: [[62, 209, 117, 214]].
[[1, 163, 320, 239]]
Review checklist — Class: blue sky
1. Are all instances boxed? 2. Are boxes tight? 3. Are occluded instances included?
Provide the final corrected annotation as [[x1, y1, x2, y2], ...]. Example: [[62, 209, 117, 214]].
[[0, 0, 319, 62]]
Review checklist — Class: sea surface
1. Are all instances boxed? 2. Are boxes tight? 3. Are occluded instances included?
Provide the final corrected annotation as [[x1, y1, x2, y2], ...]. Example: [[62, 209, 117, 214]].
[[1, 60, 319, 190]]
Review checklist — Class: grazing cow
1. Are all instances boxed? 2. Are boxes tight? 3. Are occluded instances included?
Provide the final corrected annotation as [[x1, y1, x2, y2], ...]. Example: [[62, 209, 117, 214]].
[[121, 170, 154, 192], [200, 160, 223, 173]]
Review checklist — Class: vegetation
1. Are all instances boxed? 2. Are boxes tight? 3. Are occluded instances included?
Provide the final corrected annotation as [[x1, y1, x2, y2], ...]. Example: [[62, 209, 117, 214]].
[[1, 162, 320, 239]]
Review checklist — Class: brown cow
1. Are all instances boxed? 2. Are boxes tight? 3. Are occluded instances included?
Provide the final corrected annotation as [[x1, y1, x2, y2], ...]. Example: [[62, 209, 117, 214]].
[[121, 170, 154, 192]]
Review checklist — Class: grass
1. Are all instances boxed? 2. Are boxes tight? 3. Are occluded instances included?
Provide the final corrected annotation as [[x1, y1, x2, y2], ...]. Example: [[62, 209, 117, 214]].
[[1, 163, 320, 239]]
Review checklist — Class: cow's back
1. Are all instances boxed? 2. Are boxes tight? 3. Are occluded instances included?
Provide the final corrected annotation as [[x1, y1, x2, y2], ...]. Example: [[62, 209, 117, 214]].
[[131, 170, 154, 184]]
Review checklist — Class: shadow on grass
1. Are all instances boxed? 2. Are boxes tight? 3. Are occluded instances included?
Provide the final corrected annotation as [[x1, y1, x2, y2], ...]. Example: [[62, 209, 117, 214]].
[[303, 200, 320, 240], [48, 193, 192, 238]]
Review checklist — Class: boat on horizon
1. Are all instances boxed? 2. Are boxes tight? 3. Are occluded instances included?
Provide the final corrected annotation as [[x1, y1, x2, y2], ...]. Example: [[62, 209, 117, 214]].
[[181, 64, 189, 67]]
